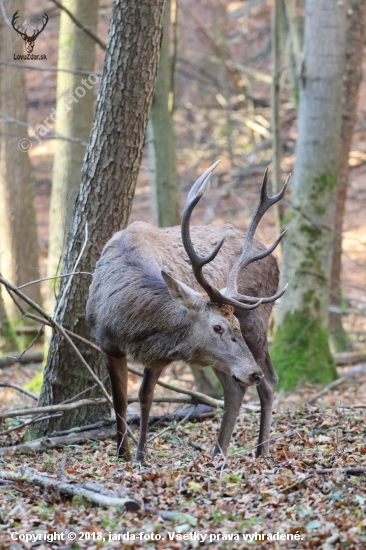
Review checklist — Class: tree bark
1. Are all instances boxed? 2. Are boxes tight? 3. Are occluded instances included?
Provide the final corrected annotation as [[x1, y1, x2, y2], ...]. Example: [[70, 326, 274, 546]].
[[272, 0, 346, 389], [47, 0, 99, 313], [35, 0, 166, 435], [149, 0, 179, 228], [271, 0, 283, 238], [329, 0, 366, 351], [0, 0, 41, 321]]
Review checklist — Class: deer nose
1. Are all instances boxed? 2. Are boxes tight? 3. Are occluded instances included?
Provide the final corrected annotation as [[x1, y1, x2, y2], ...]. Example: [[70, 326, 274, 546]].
[[251, 372, 264, 385]]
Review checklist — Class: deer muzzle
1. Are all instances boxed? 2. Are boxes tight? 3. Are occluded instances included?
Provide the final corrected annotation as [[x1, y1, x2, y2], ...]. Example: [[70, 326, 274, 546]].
[[232, 371, 264, 387]]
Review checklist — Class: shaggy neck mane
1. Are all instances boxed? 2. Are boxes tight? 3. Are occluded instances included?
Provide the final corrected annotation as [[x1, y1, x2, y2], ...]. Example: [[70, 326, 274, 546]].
[[119, 255, 194, 366]]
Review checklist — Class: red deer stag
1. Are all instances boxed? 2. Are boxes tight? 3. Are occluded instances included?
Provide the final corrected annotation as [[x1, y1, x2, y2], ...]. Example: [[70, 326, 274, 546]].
[[86, 162, 288, 461]]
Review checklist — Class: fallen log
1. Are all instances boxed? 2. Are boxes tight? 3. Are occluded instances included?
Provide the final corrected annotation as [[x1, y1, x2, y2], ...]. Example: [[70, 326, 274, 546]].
[[0, 469, 141, 510], [0, 405, 215, 455]]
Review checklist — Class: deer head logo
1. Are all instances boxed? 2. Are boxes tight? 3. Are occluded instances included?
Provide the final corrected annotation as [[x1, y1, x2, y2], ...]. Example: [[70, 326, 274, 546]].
[[11, 10, 49, 54]]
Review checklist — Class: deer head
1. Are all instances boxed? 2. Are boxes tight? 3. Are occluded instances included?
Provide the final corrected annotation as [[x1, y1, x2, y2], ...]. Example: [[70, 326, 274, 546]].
[[11, 10, 49, 54], [160, 162, 289, 386]]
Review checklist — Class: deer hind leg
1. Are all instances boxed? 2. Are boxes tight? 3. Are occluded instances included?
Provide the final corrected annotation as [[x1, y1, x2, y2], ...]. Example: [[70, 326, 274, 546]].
[[212, 369, 246, 456], [135, 366, 164, 462], [104, 352, 131, 461], [255, 352, 278, 457]]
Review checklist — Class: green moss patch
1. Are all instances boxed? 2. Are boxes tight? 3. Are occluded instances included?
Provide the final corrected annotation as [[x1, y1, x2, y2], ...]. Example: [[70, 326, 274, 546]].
[[271, 310, 337, 391]]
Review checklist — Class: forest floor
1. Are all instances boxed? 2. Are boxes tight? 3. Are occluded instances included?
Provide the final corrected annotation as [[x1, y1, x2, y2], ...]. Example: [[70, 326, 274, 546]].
[[0, 363, 366, 549]]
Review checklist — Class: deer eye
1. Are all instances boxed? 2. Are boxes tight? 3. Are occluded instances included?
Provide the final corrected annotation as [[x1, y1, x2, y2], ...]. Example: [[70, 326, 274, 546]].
[[213, 324, 224, 334]]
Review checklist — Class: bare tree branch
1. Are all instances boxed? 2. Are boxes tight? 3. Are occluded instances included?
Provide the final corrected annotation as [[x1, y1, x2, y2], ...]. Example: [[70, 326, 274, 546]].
[[49, 0, 107, 50], [0, 382, 38, 400], [0, 60, 101, 76]]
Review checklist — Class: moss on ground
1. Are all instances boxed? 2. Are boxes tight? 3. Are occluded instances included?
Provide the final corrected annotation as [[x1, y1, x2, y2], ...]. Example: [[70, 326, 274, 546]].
[[271, 310, 338, 391]]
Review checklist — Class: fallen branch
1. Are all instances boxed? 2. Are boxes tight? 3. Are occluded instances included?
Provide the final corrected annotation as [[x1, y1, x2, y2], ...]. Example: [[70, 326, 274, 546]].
[[310, 468, 366, 475], [337, 404, 366, 409], [0, 407, 214, 454], [0, 469, 140, 510], [0, 395, 212, 422], [0, 398, 108, 421], [335, 350, 366, 366], [0, 350, 44, 368], [0, 426, 115, 455], [0, 382, 38, 400]]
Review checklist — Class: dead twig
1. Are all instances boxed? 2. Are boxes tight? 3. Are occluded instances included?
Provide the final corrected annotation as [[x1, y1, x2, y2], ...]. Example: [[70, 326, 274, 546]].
[[307, 377, 346, 404], [232, 430, 296, 456], [0, 414, 62, 437], [0, 382, 38, 400], [0, 395, 207, 423], [0, 397, 108, 421], [17, 272, 92, 290], [279, 474, 314, 493], [147, 407, 193, 443], [128, 365, 224, 408], [0, 274, 112, 407], [0, 469, 141, 510]]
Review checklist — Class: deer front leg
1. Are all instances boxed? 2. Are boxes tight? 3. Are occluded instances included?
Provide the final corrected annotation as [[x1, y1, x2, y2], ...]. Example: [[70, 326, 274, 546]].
[[135, 366, 164, 462], [255, 352, 278, 457], [105, 353, 131, 461], [212, 369, 246, 456]]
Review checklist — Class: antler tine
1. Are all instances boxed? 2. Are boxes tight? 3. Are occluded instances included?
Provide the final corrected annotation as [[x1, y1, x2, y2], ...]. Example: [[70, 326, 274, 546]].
[[181, 163, 267, 310], [181, 162, 227, 304], [224, 170, 290, 307]]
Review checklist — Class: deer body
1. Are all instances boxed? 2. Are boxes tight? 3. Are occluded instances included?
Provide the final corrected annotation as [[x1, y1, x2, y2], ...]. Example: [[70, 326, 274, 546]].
[[87, 164, 288, 461]]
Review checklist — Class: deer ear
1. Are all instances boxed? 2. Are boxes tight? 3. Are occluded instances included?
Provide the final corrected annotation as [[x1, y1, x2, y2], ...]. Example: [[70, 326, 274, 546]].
[[161, 270, 203, 309]]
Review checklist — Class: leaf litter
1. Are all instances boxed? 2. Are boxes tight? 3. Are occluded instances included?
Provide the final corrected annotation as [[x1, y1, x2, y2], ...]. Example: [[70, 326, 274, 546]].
[[0, 370, 365, 549]]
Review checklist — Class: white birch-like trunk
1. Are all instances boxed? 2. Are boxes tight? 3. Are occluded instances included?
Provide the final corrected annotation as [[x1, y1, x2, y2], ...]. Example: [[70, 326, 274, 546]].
[[47, 0, 98, 313], [272, 0, 346, 388]]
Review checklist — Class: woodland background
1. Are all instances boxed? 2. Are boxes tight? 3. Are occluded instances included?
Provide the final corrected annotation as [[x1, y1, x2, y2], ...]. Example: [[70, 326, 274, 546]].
[[0, 0, 365, 548]]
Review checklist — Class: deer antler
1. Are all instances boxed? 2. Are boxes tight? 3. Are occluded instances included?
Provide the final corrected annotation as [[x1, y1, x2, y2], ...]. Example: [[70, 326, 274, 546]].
[[181, 163, 289, 311]]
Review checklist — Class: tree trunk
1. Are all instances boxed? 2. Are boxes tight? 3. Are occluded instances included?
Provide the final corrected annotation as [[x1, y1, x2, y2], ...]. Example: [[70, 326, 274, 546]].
[[272, 0, 346, 390], [271, 0, 283, 237], [47, 0, 99, 313], [150, 0, 179, 228], [35, 0, 166, 436], [329, 0, 366, 351], [0, 0, 41, 321]]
